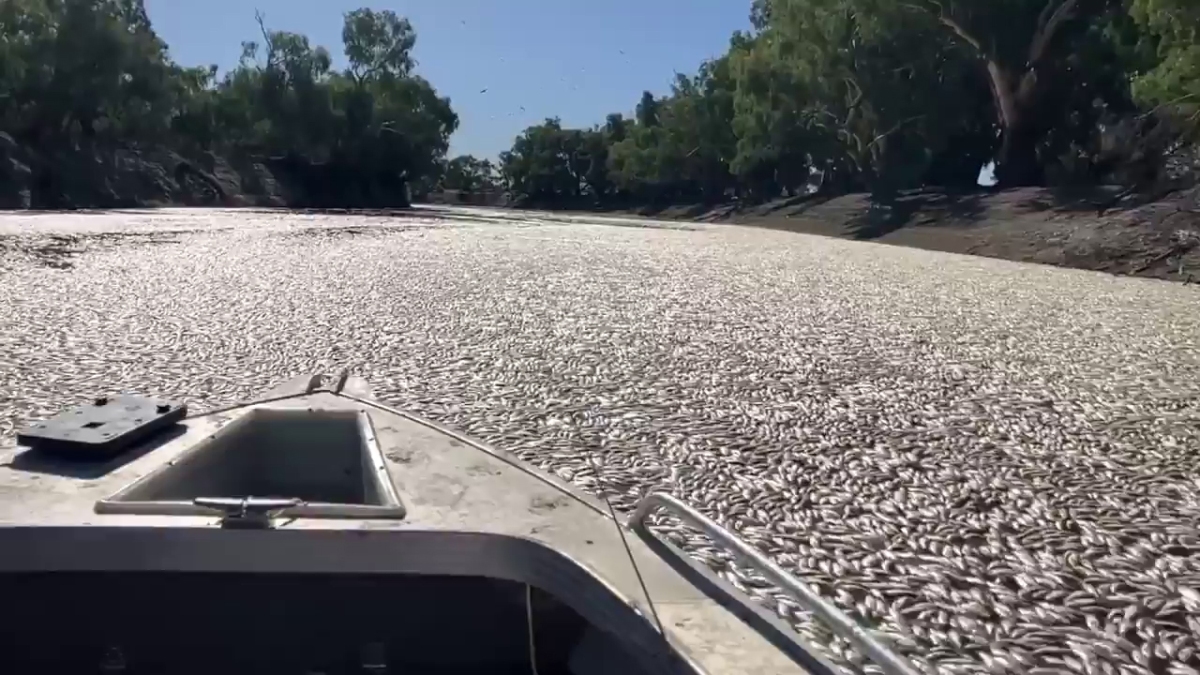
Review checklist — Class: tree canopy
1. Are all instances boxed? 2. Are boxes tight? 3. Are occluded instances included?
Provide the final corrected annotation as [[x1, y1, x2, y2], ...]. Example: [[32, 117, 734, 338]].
[[497, 0, 1200, 207], [3, 0, 1197, 210], [0, 0, 457, 205]]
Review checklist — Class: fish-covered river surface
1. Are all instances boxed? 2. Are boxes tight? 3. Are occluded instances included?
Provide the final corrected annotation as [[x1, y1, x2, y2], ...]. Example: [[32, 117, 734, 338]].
[[1, 205, 1199, 675]]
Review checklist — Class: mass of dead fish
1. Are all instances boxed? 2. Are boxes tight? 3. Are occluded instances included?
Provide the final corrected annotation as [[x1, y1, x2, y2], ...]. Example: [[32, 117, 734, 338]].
[[0, 208, 1198, 675]]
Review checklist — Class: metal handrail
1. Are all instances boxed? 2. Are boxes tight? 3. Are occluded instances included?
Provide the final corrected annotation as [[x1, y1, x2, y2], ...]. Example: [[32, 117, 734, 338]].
[[629, 492, 923, 675]]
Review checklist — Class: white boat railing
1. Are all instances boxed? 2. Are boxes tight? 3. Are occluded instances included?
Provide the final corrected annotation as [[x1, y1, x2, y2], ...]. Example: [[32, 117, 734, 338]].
[[629, 491, 923, 675]]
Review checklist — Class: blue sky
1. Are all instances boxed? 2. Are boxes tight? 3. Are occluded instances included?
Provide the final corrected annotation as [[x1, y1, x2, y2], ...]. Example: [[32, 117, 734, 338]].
[[144, 1, 752, 160]]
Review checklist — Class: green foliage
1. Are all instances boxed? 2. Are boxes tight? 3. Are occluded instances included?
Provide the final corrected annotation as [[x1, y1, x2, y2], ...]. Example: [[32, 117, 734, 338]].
[[501, 0, 1197, 205], [1130, 0, 1200, 131], [4, 0, 1194, 208], [0, 0, 457, 200], [439, 154, 498, 194]]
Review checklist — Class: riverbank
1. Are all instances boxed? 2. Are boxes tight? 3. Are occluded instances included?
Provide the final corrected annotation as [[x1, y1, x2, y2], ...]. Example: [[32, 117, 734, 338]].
[[0, 135, 412, 211], [5, 144, 1196, 284], [478, 187, 1200, 283]]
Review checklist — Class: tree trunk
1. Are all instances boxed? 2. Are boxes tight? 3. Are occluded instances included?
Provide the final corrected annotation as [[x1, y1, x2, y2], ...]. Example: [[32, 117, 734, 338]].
[[984, 61, 1045, 187], [994, 114, 1044, 187], [932, 0, 1084, 187]]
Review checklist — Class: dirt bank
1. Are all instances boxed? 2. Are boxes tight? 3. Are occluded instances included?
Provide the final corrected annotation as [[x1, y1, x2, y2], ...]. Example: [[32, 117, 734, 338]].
[[0, 135, 411, 211], [501, 187, 1200, 283]]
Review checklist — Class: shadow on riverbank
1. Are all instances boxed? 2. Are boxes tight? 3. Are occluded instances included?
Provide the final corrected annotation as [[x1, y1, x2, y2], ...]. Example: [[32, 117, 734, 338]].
[[478, 187, 1200, 284]]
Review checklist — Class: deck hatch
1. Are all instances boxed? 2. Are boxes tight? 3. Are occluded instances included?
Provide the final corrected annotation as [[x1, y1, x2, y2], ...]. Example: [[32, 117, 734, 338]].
[[95, 408, 405, 519]]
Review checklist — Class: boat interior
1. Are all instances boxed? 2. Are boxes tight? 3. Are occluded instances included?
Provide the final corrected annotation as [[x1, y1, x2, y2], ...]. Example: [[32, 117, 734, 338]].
[[0, 373, 918, 675], [0, 565, 676, 675]]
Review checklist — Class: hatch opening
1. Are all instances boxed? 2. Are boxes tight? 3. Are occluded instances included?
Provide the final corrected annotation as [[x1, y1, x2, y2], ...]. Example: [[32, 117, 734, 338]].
[[95, 408, 404, 519]]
